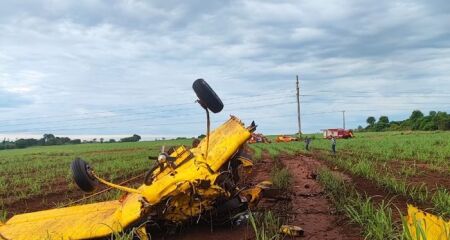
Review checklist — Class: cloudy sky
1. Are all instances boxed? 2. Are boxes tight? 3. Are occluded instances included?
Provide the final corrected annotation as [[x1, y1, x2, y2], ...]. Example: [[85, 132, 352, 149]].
[[0, 0, 449, 140]]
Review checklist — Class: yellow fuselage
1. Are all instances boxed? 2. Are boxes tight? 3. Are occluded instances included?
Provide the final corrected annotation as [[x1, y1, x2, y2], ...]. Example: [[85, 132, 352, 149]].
[[0, 116, 252, 240]]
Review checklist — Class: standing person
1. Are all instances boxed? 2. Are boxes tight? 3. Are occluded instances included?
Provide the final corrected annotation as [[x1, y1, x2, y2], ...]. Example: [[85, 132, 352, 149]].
[[331, 136, 336, 154], [304, 137, 311, 151]]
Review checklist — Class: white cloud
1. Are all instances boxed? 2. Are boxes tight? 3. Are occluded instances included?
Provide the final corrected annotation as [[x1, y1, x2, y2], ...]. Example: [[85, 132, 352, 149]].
[[0, 0, 448, 136]]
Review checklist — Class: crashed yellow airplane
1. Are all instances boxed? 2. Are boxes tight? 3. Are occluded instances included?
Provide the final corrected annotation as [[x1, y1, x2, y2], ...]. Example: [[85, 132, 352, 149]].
[[1, 80, 445, 240], [0, 79, 269, 240]]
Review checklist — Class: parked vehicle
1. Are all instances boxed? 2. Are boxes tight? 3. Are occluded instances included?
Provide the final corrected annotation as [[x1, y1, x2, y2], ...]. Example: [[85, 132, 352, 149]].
[[275, 135, 299, 142], [322, 128, 354, 139], [248, 133, 271, 144]]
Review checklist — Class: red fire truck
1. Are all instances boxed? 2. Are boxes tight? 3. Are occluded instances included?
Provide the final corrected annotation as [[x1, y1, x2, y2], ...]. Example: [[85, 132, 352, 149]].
[[322, 128, 354, 139]]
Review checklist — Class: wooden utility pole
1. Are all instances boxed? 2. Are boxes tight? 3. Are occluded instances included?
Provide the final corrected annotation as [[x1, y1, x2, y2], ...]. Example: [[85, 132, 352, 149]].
[[342, 110, 346, 129], [296, 75, 302, 136]]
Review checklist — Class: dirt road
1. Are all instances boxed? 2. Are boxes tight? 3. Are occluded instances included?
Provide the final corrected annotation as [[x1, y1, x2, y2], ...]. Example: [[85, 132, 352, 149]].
[[278, 154, 361, 240]]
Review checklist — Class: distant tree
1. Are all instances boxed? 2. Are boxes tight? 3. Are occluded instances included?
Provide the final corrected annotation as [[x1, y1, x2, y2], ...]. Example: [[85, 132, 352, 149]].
[[435, 112, 450, 130], [410, 110, 424, 121], [43, 134, 56, 145], [357, 125, 363, 131], [0, 134, 80, 151], [368, 116, 389, 132], [366, 116, 376, 126], [70, 139, 82, 144], [362, 110, 449, 132], [388, 122, 400, 131], [108, 139, 116, 143], [57, 137, 71, 145], [422, 121, 437, 131], [120, 134, 141, 142], [100, 138, 104, 143], [378, 116, 389, 124], [133, 134, 141, 142], [198, 134, 206, 139], [15, 138, 39, 148]]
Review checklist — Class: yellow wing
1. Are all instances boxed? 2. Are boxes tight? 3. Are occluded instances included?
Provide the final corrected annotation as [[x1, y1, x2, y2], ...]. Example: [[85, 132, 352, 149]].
[[0, 193, 143, 240]]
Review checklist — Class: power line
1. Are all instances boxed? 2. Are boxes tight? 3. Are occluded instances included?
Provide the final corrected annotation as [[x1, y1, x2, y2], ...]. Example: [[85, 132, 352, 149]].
[[1, 107, 446, 135], [0, 94, 297, 128], [304, 90, 450, 96], [300, 100, 450, 105], [0, 89, 295, 122], [0, 101, 298, 133], [3, 87, 448, 122], [2, 101, 446, 133]]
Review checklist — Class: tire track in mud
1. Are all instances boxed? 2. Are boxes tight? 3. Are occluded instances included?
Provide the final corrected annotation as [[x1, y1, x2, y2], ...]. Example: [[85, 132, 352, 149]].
[[161, 153, 360, 240], [276, 155, 362, 240], [311, 149, 450, 191], [306, 151, 436, 220]]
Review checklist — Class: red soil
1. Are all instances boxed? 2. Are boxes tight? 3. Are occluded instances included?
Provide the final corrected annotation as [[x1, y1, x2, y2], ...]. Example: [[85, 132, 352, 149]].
[[305, 153, 433, 221], [276, 155, 362, 240], [385, 160, 450, 190]]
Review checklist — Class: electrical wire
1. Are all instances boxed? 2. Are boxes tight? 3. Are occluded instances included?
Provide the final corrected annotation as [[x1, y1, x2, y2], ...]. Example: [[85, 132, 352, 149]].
[[0, 101, 298, 133], [0, 94, 297, 128], [0, 89, 295, 122]]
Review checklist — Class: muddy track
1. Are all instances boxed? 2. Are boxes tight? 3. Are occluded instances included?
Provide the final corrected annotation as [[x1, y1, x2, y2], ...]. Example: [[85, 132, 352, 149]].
[[385, 160, 450, 190], [297, 153, 434, 222], [139, 150, 426, 239], [277, 155, 362, 240], [172, 154, 364, 240], [310, 149, 450, 191]]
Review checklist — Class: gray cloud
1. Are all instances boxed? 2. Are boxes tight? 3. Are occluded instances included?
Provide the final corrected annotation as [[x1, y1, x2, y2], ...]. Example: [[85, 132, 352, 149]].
[[0, 0, 448, 138], [0, 89, 31, 108]]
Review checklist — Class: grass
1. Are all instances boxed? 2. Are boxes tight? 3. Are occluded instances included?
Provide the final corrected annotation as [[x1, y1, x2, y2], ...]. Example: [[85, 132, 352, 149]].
[[431, 188, 450, 219], [270, 167, 292, 190], [248, 211, 283, 240], [334, 155, 445, 218], [0, 209, 7, 222], [266, 145, 282, 160], [322, 154, 446, 218], [110, 230, 137, 240], [1, 130, 449, 239], [250, 144, 264, 162], [344, 198, 395, 239], [318, 168, 398, 240], [0, 139, 192, 209], [250, 131, 450, 219], [259, 131, 450, 168]]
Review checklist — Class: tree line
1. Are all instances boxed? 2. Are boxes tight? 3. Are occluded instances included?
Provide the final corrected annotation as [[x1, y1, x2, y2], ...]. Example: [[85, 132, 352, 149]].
[[1, 134, 141, 150], [359, 110, 450, 132]]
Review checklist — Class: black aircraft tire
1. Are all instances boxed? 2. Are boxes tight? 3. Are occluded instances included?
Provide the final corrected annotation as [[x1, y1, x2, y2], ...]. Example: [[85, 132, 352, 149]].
[[71, 158, 97, 192], [193, 79, 224, 113]]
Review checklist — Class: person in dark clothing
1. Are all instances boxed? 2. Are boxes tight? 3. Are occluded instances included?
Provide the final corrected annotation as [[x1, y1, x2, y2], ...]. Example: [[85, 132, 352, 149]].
[[304, 137, 311, 151], [331, 136, 336, 154]]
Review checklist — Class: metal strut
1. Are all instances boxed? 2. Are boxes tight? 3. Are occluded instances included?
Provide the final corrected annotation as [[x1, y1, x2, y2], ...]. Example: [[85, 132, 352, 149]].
[[205, 108, 210, 161]]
